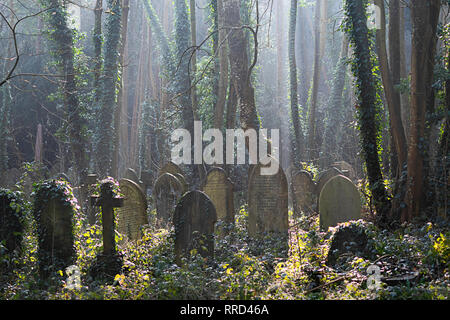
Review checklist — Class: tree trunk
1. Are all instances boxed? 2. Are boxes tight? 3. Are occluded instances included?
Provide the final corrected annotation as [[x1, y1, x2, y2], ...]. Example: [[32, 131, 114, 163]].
[[96, 0, 122, 177], [375, 0, 407, 175], [113, 0, 130, 178], [214, 0, 229, 130], [307, 0, 324, 161], [223, 0, 259, 134], [403, 0, 441, 222], [344, 0, 390, 222], [42, 0, 88, 183], [288, 0, 304, 163], [190, 0, 199, 121]]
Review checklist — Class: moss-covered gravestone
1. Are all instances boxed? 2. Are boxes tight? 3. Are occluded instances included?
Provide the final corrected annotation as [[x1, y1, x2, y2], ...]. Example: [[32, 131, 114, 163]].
[[291, 171, 316, 215], [0, 189, 25, 256], [116, 178, 148, 241], [248, 162, 288, 237], [154, 173, 184, 223], [319, 175, 362, 230], [33, 180, 79, 278], [173, 191, 217, 265], [201, 167, 234, 224]]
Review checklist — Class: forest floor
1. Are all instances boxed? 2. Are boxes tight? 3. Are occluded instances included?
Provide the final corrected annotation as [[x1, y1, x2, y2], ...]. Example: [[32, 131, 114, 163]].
[[1, 206, 449, 300]]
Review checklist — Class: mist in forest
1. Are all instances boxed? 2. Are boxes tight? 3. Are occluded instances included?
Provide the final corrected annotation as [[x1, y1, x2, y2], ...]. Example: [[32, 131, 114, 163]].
[[0, 0, 448, 223]]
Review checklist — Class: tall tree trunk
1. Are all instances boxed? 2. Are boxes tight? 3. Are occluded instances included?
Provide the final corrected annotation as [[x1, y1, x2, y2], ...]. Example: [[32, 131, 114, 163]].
[[113, 0, 130, 178], [214, 0, 229, 130], [96, 0, 122, 177], [190, 0, 199, 121], [375, 0, 407, 175], [321, 35, 349, 167], [288, 0, 304, 163], [403, 0, 441, 222], [223, 0, 259, 134], [42, 0, 88, 184], [93, 0, 103, 105], [344, 0, 390, 222], [307, 0, 325, 161]]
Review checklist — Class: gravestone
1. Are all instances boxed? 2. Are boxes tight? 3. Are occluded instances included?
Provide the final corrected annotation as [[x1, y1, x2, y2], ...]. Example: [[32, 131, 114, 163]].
[[173, 191, 217, 265], [202, 167, 234, 224], [116, 179, 148, 241], [174, 173, 189, 193], [332, 161, 356, 181], [247, 162, 288, 238], [123, 168, 145, 191], [33, 180, 77, 278], [319, 175, 362, 230], [158, 161, 184, 178], [0, 189, 24, 254], [154, 173, 184, 223], [315, 167, 344, 196], [89, 179, 124, 281], [91, 180, 124, 256], [291, 171, 316, 215]]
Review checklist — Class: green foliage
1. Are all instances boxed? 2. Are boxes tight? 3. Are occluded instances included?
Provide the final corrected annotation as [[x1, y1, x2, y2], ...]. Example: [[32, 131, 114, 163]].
[[1, 197, 448, 300]]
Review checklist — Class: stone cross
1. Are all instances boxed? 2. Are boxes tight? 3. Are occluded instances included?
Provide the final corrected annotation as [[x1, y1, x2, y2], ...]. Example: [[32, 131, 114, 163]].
[[91, 180, 124, 256]]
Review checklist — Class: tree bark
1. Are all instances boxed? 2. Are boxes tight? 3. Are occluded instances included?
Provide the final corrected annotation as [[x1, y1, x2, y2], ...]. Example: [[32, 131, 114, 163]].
[[307, 0, 325, 161], [223, 0, 259, 134], [288, 0, 304, 163], [344, 0, 390, 222], [403, 0, 441, 222], [97, 0, 122, 177], [375, 0, 407, 175]]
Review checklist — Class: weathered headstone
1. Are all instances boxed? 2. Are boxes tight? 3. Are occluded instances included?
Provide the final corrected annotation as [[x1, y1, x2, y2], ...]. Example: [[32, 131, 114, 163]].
[[319, 175, 362, 230], [154, 173, 184, 223], [332, 161, 356, 181], [247, 162, 288, 238], [202, 167, 234, 224], [158, 161, 184, 178], [291, 170, 316, 215], [33, 180, 77, 277], [0, 189, 24, 254], [116, 179, 148, 241], [91, 180, 124, 256], [315, 167, 344, 196], [174, 173, 189, 193], [173, 191, 217, 265]]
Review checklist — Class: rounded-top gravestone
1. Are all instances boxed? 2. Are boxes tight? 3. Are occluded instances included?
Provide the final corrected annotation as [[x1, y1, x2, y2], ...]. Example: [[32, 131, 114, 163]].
[[116, 179, 148, 241], [202, 167, 234, 224], [154, 173, 184, 223], [291, 170, 316, 215], [173, 190, 217, 265], [319, 175, 362, 230]]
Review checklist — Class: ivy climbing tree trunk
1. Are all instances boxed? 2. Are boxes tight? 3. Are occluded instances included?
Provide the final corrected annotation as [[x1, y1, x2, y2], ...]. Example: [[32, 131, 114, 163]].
[[41, 0, 88, 184], [96, 0, 122, 178], [288, 0, 304, 163], [344, 0, 390, 223], [402, 0, 441, 222]]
